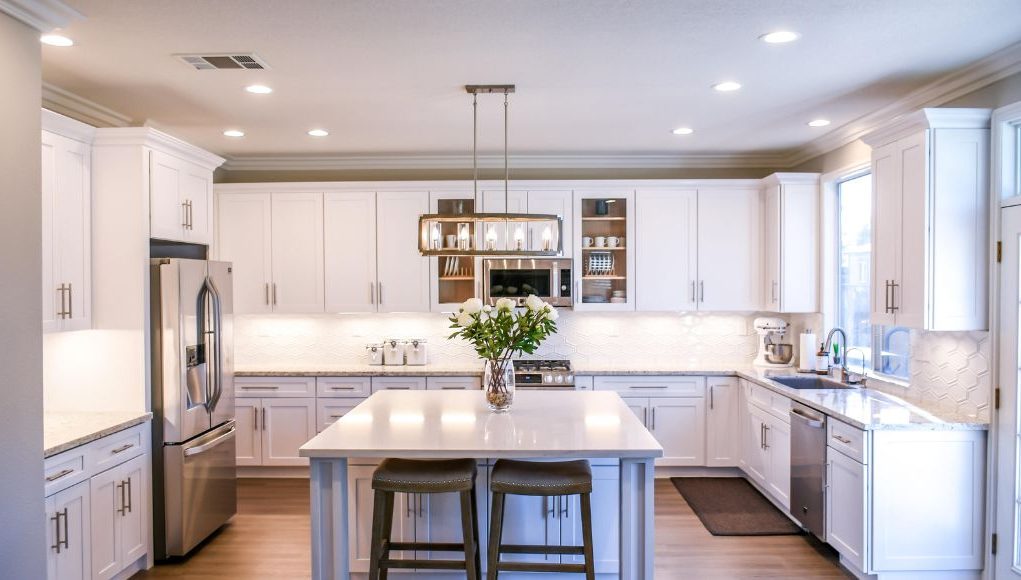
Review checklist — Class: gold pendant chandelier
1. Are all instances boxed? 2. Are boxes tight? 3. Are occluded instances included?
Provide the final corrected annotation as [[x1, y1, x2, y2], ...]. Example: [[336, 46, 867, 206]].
[[417, 85, 564, 257]]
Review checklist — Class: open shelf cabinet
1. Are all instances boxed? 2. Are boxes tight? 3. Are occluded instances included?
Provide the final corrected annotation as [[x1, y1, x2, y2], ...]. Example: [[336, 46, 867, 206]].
[[572, 191, 636, 310]]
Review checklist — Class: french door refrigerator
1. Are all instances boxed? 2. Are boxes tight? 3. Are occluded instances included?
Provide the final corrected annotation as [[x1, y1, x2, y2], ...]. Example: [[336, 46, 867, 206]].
[[150, 258, 237, 558]]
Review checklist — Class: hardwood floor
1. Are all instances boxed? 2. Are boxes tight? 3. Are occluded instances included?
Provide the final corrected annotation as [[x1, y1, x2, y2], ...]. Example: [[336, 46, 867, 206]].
[[137, 478, 850, 579]]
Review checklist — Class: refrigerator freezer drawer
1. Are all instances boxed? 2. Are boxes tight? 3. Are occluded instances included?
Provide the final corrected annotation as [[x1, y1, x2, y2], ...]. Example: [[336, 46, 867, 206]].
[[163, 421, 238, 556]]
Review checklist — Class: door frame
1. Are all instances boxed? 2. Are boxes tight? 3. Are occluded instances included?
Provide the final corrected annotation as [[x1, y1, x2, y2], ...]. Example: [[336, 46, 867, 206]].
[[989, 100, 1021, 578]]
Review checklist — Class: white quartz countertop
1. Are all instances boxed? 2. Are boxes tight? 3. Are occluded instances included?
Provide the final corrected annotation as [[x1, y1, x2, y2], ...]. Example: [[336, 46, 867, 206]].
[[45, 411, 153, 458], [235, 364, 484, 377], [299, 390, 663, 459]]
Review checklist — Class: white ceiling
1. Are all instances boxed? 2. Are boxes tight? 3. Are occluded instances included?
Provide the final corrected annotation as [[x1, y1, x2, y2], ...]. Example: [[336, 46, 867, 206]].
[[42, 0, 1021, 165]]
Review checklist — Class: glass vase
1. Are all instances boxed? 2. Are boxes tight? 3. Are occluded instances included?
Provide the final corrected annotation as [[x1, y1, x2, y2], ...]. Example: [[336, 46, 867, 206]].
[[484, 359, 515, 412]]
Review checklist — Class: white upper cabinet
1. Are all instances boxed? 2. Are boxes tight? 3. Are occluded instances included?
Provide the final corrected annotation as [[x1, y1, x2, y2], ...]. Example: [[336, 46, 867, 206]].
[[635, 189, 698, 311], [41, 111, 93, 333], [217, 193, 273, 314], [697, 186, 762, 311], [574, 190, 636, 311], [863, 108, 991, 331], [376, 191, 431, 312], [325, 192, 378, 313], [150, 150, 215, 244], [761, 173, 819, 313]]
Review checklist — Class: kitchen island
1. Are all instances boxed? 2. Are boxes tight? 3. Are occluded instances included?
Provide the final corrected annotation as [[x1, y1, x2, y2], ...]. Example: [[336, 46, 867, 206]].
[[299, 390, 663, 579]]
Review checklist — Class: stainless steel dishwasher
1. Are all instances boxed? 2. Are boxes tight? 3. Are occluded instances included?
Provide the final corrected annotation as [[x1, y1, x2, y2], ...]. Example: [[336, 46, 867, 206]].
[[790, 402, 827, 538]]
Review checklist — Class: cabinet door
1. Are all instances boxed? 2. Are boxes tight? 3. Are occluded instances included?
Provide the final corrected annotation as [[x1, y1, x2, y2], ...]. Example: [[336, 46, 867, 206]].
[[347, 466, 416, 573], [217, 193, 273, 314], [635, 189, 698, 311], [270, 193, 325, 313], [117, 455, 148, 565], [527, 190, 573, 257], [744, 406, 769, 485], [698, 187, 762, 311], [651, 397, 706, 466], [261, 398, 316, 466], [180, 163, 213, 244], [234, 399, 262, 466], [418, 469, 488, 564], [316, 399, 359, 433], [871, 141, 901, 327], [895, 131, 928, 329], [90, 463, 123, 579], [54, 135, 92, 330], [41, 132, 60, 332], [376, 191, 430, 312], [150, 150, 185, 241], [706, 378, 740, 467], [496, 492, 557, 565], [48, 479, 91, 580], [827, 448, 867, 571], [765, 415, 792, 509], [372, 377, 428, 392], [561, 466, 620, 573], [778, 182, 819, 313], [324, 192, 378, 312], [763, 185, 781, 310], [621, 396, 648, 427]]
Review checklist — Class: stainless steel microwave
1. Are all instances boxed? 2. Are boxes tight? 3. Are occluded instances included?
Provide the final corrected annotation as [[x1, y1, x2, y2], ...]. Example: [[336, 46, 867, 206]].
[[482, 259, 572, 308]]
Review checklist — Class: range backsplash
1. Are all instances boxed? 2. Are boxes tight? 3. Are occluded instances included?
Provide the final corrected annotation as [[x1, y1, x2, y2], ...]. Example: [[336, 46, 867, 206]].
[[234, 312, 991, 421]]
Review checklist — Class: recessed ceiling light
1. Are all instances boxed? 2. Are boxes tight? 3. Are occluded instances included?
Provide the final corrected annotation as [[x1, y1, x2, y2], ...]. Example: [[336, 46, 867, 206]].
[[760, 30, 800, 44], [223, 129, 245, 137], [40, 34, 73, 47], [307, 129, 329, 137], [712, 81, 742, 92], [807, 119, 831, 127], [672, 127, 694, 135], [245, 84, 273, 94]]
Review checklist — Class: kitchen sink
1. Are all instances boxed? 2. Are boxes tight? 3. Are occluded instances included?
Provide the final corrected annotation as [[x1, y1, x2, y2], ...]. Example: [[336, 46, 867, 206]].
[[769, 376, 856, 390]]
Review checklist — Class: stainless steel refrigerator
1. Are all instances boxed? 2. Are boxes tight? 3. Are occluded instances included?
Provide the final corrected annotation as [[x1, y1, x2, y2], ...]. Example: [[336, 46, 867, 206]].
[[150, 258, 237, 558]]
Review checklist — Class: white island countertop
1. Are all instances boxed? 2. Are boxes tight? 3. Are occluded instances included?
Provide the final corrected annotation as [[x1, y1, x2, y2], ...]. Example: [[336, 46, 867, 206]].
[[300, 390, 663, 459]]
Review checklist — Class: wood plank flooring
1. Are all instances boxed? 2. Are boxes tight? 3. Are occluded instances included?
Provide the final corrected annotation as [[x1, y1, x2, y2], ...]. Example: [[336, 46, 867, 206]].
[[137, 478, 850, 579]]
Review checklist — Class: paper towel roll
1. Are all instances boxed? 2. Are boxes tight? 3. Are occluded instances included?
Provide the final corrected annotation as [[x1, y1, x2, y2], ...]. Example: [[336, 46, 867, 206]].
[[799, 332, 817, 372]]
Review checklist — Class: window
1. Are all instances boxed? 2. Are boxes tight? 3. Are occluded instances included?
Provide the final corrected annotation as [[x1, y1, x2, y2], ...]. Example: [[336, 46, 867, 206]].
[[835, 172, 910, 380]]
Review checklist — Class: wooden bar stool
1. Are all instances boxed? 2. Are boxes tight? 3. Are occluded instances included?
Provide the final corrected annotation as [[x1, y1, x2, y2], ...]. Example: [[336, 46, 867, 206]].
[[368, 458, 481, 580], [487, 459, 595, 579]]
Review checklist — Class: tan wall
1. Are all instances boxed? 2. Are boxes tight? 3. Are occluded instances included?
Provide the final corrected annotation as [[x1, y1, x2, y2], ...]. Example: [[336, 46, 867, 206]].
[[214, 166, 775, 183], [0, 12, 46, 578]]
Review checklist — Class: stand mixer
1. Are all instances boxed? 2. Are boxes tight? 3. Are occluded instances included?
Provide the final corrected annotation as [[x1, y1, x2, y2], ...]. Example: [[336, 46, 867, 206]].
[[753, 317, 794, 367]]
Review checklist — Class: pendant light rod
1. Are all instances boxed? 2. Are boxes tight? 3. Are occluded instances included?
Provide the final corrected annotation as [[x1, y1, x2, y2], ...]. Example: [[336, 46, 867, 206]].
[[472, 92, 478, 199], [504, 90, 509, 207], [465, 85, 516, 210]]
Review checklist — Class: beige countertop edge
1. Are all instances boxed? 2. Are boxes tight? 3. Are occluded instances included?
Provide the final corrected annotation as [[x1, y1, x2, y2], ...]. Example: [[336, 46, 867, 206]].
[[44, 412, 153, 458]]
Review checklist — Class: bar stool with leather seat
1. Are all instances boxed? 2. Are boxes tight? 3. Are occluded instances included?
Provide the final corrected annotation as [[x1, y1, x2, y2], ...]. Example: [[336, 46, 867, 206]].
[[368, 458, 481, 580], [487, 459, 596, 579]]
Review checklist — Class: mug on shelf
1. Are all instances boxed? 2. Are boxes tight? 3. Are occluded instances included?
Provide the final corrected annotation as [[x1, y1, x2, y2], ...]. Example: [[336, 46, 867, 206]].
[[582, 236, 593, 248], [594, 236, 607, 248], [607, 236, 620, 248], [445, 234, 457, 248]]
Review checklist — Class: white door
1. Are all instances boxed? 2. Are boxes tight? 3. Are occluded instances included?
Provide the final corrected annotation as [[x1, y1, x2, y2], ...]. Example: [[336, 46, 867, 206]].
[[894, 131, 928, 329], [635, 189, 697, 311], [561, 466, 620, 573], [118, 455, 147, 565], [765, 415, 792, 509], [827, 448, 868, 571], [871, 140, 901, 326], [995, 204, 1021, 579], [527, 190, 573, 256], [744, 406, 769, 484], [706, 377, 740, 467], [763, 184, 781, 310], [54, 135, 91, 330], [651, 397, 706, 466], [48, 479, 91, 580], [698, 187, 762, 311], [271, 193, 325, 313], [234, 398, 262, 466], [217, 193, 273, 314], [324, 192, 378, 312], [150, 150, 185, 241], [376, 191, 430, 312], [181, 163, 213, 244], [261, 398, 316, 466], [621, 396, 648, 427]]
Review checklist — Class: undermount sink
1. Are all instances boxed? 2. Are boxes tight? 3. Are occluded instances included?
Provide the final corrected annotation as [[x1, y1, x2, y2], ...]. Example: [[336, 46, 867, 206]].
[[769, 376, 856, 390]]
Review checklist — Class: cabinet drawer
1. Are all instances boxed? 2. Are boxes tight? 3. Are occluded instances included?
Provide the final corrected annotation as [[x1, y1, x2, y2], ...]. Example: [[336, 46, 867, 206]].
[[746, 382, 792, 423], [574, 376, 595, 391], [236, 376, 315, 397], [426, 376, 481, 390], [828, 419, 868, 464], [594, 375, 706, 396], [317, 376, 372, 398], [89, 423, 146, 473], [44, 448, 89, 497], [317, 399, 361, 432], [371, 377, 427, 392]]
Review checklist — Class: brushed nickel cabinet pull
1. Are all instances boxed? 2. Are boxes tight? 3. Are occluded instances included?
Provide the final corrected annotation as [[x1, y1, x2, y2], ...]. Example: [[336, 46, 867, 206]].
[[272, 283, 277, 306], [763, 424, 770, 450], [690, 280, 696, 303], [833, 434, 852, 444], [117, 481, 126, 516], [46, 468, 74, 482], [241, 385, 280, 390], [378, 282, 383, 305], [262, 407, 267, 431], [642, 407, 648, 427], [890, 281, 899, 312], [126, 477, 133, 513], [699, 281, 705, 303], [67, 283, 72, 319], [50, 510, 66, 553], [182, 201, 189, 228], [265, 283, 270, 305], [57, 284, 68, 319], [369, 282, 375, 305], [111, 443, 134, 454], [253, 406, 258, 430], [560, 495, 569, 518], [710, 386, 714, 410], [651, 407, 656, 429]]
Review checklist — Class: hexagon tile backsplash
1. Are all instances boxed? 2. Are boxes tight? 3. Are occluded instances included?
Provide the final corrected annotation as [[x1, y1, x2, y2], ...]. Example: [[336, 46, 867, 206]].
[[233, 312, 991, 422]]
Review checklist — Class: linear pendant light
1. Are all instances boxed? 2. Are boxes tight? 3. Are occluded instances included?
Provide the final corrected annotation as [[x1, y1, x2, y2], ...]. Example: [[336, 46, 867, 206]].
[[417, 84, 563, 257]]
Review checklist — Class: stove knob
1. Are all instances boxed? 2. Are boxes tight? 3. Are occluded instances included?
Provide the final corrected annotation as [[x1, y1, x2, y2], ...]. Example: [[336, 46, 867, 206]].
[[566, 374, 574, 383], [544, 373, 553, 383], [555, 375, 564, 384]]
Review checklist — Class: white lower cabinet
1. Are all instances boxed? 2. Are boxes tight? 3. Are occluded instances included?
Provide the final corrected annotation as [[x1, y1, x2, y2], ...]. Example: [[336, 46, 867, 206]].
[[742, 383, 791, 510], [622, 396, 705, 466], [45, 480, 91, 580], [705, 377, 740, 467], [372, 376, 428, 392], [316, 399, 360, 432], [426, 376, 482, 390], [90, 454, 147, 580], [826, 446, 868, 571], [235, 397, 316, 467]]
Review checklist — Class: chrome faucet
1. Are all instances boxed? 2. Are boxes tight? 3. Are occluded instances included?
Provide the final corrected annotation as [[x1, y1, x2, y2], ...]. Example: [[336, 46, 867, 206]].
[[823, 328, 848, 366], [842, 347, 868, 386]]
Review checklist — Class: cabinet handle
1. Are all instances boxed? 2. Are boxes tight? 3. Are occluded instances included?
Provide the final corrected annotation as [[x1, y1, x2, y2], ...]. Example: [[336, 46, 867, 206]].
[[265, 283, 270, 306], [46, 468, 74, 482], [126, 477, 133, 514], [832, 434, 852, 444], [262, 407, 267, 431], [189, 200, 194, 229], [51, 509, 67, 553], [330, 386, 356, 391], [690, 280, 696, 303], [763, 424, 770, 450], [560, 496, 569, 518], [884, 280, 892, 314], [117, 481, 127, 516], [419, 493, 425, 517], [699, 281, 705, 303], [57, 284, 68, 319], [111, 443, 134, 454], [378, 282, 383, 305], [710, 386, 714, 410], [241, 385, 280, 390], [760, 423, 765, 449], [253, 406, 258, 430], [67, 283, 72, 319], [272, 283, 277, 306], [642, 407, 648, 427], [575, 280, 580, 304], [651, 407, 656, 429], [369, 282, 375, 305], [890, 281, 899, 312], [824, 460, 832, 492], [407, 494, 414, 518], [182, 201, 189, 228]]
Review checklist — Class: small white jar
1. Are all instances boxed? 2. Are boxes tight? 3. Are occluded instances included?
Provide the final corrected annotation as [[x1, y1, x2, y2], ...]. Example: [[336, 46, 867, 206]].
[[383, 339, 406, 366], [405, 339, 428, 366], [366, 343, 384, 366]]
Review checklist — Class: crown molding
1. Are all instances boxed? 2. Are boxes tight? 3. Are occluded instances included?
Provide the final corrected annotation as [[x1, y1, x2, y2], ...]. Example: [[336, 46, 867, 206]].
[[41, 108, 96, 142], [220, 151, 788, 172], [861, 107, 991, 148], [93, 127, 225, 170], [761, 172, 821, 188], [785, 40, 1021, 167], [42, 83, 132, 128], [0, 0, 80, 31]]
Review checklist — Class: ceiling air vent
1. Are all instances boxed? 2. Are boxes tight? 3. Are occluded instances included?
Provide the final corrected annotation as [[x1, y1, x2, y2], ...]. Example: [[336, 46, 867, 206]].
[[175, 53, 270, 70]]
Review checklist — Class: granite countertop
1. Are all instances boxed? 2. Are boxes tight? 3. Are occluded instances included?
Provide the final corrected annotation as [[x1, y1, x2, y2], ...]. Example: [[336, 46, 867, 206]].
[[300, 390, 663, 459], [45, 411, 153, 458], [235, 364, 485, 377]]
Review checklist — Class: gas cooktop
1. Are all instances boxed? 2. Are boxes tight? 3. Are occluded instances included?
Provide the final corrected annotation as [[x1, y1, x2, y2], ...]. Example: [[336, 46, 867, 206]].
[[512, 359, 574, 387]]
